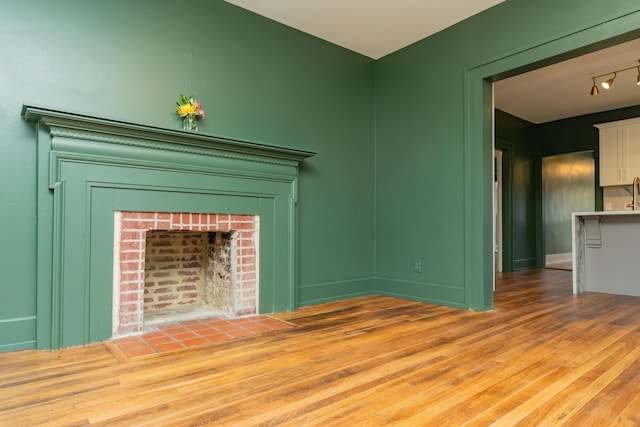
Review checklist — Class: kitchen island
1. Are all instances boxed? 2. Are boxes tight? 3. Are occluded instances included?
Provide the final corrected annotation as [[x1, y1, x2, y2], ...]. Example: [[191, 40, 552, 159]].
[[573, 211, 640, 296]]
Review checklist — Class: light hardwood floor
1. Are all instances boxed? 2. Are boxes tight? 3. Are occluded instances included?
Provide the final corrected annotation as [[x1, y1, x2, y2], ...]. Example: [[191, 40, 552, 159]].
[[2, 268, 640, 426]]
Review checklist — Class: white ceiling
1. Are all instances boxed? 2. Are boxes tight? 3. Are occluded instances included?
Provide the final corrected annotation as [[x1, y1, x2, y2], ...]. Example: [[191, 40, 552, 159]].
[[494, 38, 640, 123], [226, 0, 504, 59], [225, 1, 640, 124]]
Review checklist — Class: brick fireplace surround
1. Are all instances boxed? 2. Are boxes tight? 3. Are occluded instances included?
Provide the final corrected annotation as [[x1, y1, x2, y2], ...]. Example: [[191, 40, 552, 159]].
[[114, 211, 258, 337]]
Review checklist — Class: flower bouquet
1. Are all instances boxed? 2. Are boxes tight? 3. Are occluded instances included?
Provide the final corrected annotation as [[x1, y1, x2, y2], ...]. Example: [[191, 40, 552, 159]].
[[176, 94, 205, 131]]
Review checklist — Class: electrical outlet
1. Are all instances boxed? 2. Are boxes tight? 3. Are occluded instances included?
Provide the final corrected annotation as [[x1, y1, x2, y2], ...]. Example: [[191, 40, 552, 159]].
[[413, 259, 422, 273]]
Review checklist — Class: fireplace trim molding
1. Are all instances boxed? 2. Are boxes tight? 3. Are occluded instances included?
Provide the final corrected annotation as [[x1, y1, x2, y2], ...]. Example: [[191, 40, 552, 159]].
[[23, 105, 315, 350]]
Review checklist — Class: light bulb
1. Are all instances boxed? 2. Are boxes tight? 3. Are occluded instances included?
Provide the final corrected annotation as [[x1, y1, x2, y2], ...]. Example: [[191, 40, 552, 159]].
[[602, 73, 616, 89]]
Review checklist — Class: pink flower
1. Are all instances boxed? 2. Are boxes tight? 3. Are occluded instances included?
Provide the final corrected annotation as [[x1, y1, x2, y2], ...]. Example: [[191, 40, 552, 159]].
[[197, 109, 206, 119]]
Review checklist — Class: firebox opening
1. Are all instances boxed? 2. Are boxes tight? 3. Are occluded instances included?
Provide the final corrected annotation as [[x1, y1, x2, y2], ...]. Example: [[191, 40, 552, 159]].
[[143, 230, 234, 326], [113, 211, 259, 338]]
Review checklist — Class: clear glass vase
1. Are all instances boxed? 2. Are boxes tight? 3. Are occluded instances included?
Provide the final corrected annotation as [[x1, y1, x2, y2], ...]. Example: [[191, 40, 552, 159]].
[[183, 115, 198, 131]]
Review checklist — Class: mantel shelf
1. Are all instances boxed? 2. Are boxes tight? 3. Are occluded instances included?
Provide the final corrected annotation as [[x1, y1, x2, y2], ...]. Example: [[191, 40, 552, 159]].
[[22, 105, 316, 166]]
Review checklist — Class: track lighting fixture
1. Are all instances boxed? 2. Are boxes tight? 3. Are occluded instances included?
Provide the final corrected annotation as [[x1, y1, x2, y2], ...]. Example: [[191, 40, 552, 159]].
[[590, 77, 599, 95], [591, 60, 640, 95], [601, 73, 616, 89]]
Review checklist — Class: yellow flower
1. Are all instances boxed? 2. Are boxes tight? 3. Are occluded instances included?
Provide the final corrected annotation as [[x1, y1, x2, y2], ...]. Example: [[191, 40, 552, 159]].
[[177, 103, 197, 116]]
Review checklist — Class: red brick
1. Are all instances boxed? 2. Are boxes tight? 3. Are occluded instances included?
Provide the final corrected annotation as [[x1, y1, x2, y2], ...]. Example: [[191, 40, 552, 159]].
[[123, 220, 156, 229], [151, 271, 170, 278], [120, 231, 143, 241], [120, 272, 141, 283], [150, 255, 178, 263], [158, 280, 179, 286], [182, 293, 199, 299], [120, 303, 138, 313], [136, 212, 156, 220], [182, 261, 202, 269], [119, 282, 141, 292], [182, 239, 201, 247], [120, 251, 142, 262], [119, 241, 141, 251], [158, 248, 180, 255], [120, 261, 142, 273], [150, 239, 172, 247], [120, 292, 140, 302], [241, 248, 256, 257], [237, 272, 257, 281], [177, 270, 198, 276], [232, 222, 255, 230]]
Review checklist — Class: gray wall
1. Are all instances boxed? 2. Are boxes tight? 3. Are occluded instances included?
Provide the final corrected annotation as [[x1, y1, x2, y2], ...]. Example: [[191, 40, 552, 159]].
[[542, 152, 595, 256]]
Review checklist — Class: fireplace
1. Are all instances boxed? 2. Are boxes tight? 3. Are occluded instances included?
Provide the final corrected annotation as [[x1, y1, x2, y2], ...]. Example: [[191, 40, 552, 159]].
[[113, 211, 259, 337], [24, 105, 314, 350]]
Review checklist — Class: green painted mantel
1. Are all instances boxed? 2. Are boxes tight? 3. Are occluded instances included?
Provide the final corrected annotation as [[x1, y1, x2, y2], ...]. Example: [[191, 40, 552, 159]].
[[22, 105, 315, 350]]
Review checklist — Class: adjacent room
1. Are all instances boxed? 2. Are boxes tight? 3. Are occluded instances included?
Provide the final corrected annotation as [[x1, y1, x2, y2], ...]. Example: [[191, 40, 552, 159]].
[[2, 0, 640, 424]]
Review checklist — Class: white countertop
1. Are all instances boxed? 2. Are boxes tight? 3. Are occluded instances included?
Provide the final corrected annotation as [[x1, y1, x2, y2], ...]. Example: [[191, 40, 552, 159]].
[[573, 210, 640, 217]]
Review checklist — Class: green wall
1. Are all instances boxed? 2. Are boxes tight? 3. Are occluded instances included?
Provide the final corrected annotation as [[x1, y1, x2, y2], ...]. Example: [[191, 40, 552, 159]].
[[3, 0, 640, 352], [495, 110, 537, 272], [0, 0, 375, 352], [374, 0, 640, 309], [537, 105, 640, 160]]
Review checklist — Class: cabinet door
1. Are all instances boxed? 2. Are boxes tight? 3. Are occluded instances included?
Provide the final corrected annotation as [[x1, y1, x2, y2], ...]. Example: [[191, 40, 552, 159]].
[[623, 123, 640, 182], [599, 127, 622, 186]]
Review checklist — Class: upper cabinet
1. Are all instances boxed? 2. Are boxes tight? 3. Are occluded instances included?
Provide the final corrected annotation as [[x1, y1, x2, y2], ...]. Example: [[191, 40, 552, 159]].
[[595, 118, 640, 186]]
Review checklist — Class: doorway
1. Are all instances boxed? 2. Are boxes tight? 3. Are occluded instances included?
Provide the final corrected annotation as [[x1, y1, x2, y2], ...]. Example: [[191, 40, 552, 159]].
[[541, 152, 595, 270], [466, 26, 640, 310], [494, 149, 503, 274]]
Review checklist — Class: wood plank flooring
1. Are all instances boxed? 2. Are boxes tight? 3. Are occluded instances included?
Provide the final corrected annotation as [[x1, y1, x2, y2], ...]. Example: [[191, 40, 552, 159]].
[[2, 268, 640, 425]]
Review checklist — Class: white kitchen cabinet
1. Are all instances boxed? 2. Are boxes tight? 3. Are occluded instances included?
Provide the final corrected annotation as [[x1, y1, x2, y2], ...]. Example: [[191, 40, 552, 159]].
[[595, 117, 640, 186]]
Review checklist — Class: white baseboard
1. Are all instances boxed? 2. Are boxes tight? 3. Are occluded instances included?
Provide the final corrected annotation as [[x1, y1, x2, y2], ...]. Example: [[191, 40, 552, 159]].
[[545, 252, 572, 266]]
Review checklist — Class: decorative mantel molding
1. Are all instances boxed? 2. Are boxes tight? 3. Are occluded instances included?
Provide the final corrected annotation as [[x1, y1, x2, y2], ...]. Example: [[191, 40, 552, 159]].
[[22, 105, 316, 167], [23, 104, 314, 350]]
